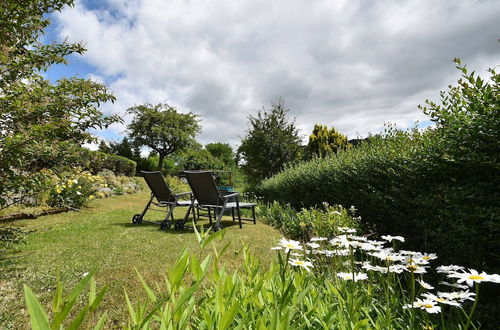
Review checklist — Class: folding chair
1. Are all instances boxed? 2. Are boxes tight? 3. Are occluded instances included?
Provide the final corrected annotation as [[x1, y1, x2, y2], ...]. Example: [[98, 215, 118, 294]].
[[183, 170, 257, 231], [132, 171, 196, 230]]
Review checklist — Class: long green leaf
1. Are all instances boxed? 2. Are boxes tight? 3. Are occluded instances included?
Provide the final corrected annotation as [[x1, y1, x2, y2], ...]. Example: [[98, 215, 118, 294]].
[[93, 311, 108, 330], [24, 285, 50, 330]]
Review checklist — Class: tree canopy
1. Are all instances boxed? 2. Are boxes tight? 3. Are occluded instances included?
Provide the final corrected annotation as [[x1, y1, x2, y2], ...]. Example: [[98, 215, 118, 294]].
[[238, 100, 302, 186], [127, 103, 201, 170], [0, 0, 120, 207], [306, 124, 350, 158], [205, 143, 236, 167]]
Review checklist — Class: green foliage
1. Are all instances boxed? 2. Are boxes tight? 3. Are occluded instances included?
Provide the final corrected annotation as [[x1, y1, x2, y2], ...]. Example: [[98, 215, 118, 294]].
[[127, 103, 201, 170], [306, 124, 350, 158], [258, 202, 360, 241], [27, 232, 498, 329], [24, 271, 107, 329], [258, 61, 500, 276], [0, 0, 121, 208], [238, 99, 302, 187], [205, 142, 236, 167]]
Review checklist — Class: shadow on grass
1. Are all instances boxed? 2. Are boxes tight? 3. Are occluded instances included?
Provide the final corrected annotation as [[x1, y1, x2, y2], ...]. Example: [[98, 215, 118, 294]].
[[114, 219, 242, 234]]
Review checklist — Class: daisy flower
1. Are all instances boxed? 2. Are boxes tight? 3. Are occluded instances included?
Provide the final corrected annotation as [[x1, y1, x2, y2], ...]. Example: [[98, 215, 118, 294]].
[[403, 298, 441, 314], [310, 237, 327, 242], [438, 290, 475, 302], [336, 272, 368, 282], [337, 226, 356, 233], [306, 242, 320, 249], [438, 281, 468, 290], [289, 259, 314, 272], [417, 279, 434, 290], [381, 235, 405, 242], [436, 265, 464, 274], [273, 238, 303, 253], [421, 293, 461, 307], [447, 269, 492, 287]]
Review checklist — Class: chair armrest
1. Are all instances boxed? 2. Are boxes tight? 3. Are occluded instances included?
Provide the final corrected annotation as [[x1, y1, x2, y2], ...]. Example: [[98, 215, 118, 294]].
[[222, 192, 240, 200], [175, 191, 192, 197]]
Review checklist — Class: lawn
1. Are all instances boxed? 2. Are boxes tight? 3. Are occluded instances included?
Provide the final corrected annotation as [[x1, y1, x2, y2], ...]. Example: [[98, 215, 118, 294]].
[[0, 186, 281, 328]]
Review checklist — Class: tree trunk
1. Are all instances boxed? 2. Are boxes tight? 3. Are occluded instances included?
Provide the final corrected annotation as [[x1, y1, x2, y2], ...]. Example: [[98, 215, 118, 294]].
[[158, 153, 165, 171]]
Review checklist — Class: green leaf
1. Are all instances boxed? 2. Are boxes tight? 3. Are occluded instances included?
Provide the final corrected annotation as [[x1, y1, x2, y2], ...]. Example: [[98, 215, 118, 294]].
[[93, 311, 108, 330], [52, 271, 95, 329], [135, 268, 157, 302], [23, 285, 50, 330]]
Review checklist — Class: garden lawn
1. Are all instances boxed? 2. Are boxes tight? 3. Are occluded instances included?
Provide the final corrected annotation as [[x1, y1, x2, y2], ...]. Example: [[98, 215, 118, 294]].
[[0, 186, 281, 328]]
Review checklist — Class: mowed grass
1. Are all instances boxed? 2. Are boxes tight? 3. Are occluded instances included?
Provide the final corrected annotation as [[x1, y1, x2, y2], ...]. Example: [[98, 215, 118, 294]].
[[0, 185, 281, 328]]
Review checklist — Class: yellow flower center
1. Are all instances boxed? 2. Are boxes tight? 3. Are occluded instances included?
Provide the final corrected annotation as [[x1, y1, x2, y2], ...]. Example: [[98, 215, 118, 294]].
[[295, 261, 304, 265], [423, 304, 434, 309], [423, 256, 430, 260], [468, 275, 484, 280], [407, 265, 418, 271]]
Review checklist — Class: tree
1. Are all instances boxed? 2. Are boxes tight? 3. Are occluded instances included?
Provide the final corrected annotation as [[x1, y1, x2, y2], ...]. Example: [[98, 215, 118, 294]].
[[109, 137, 140, 160], [306, 124, 350, 158], [205, 143, 235, 167], [127, 103, 201, 170], [0, 0, 120, 207], [238, 100, 302, 186]]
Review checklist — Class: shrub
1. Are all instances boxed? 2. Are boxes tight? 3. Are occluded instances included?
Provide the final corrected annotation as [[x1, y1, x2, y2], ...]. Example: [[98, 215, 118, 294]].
[[258, 62, 500, 276], [257, 201, 360, 241]]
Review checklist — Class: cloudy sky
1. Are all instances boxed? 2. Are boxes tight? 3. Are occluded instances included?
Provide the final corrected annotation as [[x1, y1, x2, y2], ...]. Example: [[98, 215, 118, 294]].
[[46, 0, 499, 148]]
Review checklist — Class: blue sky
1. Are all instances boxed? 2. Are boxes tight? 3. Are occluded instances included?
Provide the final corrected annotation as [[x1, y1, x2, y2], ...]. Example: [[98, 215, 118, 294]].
[[44, 0, 499, 148]]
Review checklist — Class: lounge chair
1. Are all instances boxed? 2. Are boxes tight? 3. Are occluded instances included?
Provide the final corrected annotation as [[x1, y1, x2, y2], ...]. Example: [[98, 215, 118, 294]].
[[183, 170, 257, 231], [132, 171, 195, 230]]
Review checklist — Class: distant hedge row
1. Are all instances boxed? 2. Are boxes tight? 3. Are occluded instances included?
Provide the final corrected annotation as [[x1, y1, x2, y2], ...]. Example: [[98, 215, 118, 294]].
[[258, 63, 499, 274]]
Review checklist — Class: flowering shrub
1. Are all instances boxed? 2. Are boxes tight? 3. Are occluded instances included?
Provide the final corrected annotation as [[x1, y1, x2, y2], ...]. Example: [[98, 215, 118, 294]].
[[46, 168, 141, 209]]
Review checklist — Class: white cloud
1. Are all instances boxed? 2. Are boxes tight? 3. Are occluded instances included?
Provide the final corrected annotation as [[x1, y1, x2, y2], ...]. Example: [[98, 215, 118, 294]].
[[56, 0, 500, 147]]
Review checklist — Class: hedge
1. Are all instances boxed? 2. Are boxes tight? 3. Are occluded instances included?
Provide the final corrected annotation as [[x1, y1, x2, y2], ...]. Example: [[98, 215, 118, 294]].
[[258, 62, 500, 275]]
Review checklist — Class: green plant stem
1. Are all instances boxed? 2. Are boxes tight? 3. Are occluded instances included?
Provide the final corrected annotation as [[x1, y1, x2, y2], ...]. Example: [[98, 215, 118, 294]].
[[464, 284, 480, 330]]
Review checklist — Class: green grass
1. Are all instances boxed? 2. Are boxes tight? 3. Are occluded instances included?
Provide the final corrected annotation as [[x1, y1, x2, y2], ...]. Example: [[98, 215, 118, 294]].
[[0, 185, 281, 328]]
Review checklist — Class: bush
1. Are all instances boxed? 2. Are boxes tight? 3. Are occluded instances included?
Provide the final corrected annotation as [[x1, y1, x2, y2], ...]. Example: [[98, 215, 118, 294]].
[[258, 62, 500, 276], [258, 201, 360, 241]]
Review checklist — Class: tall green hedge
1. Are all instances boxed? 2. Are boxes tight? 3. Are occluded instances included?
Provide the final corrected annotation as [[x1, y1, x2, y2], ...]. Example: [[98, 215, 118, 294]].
[[258, 62, 499, 273]]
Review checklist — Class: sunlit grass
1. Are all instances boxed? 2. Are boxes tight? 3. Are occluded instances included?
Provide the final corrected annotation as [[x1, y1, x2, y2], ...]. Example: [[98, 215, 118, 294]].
[[0, 184, 281, 328]]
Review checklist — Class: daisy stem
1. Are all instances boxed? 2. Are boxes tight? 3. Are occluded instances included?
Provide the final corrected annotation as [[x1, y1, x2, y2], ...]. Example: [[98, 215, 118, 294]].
[[464, 284, 480, 330]]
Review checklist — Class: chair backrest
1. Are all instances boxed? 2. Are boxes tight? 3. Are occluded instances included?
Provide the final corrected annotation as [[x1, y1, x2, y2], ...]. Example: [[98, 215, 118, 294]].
[[141, 171, 175, 203], [184, 171, 221, 206]]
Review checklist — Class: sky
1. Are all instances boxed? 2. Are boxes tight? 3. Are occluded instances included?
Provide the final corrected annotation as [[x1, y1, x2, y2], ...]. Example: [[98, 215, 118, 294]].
[[45, 0, 500, 149]]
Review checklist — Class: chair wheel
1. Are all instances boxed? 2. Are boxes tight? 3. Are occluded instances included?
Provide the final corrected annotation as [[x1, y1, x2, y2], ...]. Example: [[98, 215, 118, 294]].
[[174, 221, 184, 230], [132, 214, 142, 224], [161, 221, 171, 230]]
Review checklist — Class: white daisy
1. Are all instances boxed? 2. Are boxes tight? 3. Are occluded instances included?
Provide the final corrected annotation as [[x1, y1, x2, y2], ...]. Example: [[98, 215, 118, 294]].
[[310, 237, 327, 242], [438, 290, 475, 302], [438, 281, 468, 290], [289, 259, 314, 272], [421, 293, 461, 307], [403, 298, 441, 314], [417, 279, 434, 290], [273, 238, 303, 253], [436, 265, 464, 274], [336, 272, 368, 282], [381, 235, 405, 242], [447, 269, 491, 287], [306, 242, 320, 249]]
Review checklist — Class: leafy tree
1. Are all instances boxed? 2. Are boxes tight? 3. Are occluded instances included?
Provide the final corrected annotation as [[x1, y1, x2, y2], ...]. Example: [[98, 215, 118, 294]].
[[0, 0, 120, 208], [109, 137, 140, 160], [238, 100, 302, 186], [205, 143, 236, 167], [306, 124, 350, 158], [127, 103, 201, 170]]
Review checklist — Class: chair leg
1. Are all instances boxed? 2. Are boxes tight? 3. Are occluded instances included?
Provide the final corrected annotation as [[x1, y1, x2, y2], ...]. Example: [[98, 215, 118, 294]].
[[215, 206, 225, 231], [208, 208, 213, 225], [237, 207, 242, 229], [231, 208, 235, 222], [252, 205, 256, 225]]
